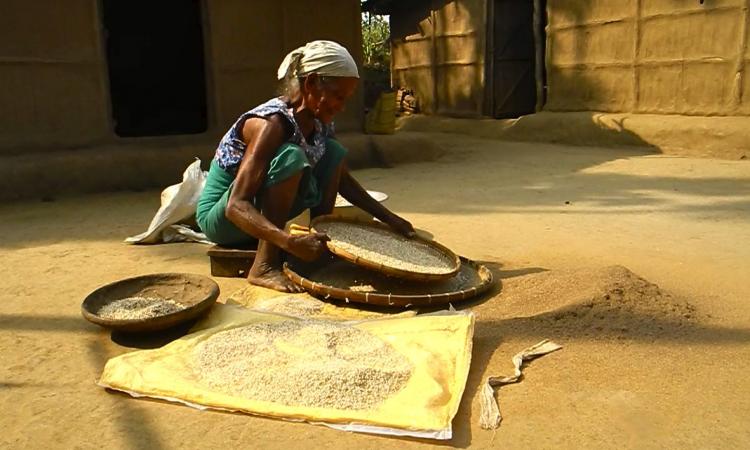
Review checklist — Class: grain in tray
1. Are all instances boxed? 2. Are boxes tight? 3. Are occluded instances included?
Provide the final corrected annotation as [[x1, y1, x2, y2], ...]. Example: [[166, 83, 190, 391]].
[[97, 296, 184, 320], [317, 222, 454, 275]]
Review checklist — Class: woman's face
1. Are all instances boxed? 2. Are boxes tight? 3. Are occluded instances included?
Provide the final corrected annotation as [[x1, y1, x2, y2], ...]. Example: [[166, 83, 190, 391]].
[[304, 75, 358, 124]]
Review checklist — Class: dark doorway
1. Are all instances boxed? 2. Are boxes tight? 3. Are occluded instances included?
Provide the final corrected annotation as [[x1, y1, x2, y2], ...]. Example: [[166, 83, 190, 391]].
[[490, 0, 546, 118], [102, 0, 208, 137]]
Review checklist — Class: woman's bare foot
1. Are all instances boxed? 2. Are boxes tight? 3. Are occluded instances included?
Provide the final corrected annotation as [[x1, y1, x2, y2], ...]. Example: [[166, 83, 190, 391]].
[[247, 259, 303, 293]]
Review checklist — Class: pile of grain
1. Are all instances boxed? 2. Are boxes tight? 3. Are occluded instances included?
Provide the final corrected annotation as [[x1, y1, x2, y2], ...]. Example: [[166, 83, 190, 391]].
[[317, 222, 454, 275], [349, 284, 377, 293], [97, 296, 184, 320], [192, 320, 412, 410], [488, 265, 697, 339]]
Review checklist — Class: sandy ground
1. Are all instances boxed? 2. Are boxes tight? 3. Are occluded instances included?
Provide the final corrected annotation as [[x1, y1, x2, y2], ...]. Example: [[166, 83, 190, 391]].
[[1, 134, 749, 449]]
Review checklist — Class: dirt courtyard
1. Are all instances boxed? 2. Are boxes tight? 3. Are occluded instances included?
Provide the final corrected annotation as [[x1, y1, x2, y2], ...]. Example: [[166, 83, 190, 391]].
[[1, 133, 749, 449]]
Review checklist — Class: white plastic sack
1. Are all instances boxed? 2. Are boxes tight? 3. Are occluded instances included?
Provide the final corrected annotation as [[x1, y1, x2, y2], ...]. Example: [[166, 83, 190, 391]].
[[125, 159, 212, 245]]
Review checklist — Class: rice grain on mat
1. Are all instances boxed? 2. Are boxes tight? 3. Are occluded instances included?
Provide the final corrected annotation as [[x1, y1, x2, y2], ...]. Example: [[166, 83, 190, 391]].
[[253, 296, 325, 317], [97, 296, 184, 320], [193, 320, 412, 410], [318, 222, 454, 274]]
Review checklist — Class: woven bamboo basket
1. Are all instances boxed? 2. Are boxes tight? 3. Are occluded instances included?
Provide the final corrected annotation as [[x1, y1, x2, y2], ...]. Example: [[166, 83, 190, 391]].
[[283, 256, 493, 307], [81, 273, 220, 332], [298, 216, 461, 282]]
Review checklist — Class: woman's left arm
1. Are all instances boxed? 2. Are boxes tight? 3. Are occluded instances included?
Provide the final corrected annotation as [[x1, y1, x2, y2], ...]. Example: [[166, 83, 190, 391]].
[[338, 165, 416, 237]]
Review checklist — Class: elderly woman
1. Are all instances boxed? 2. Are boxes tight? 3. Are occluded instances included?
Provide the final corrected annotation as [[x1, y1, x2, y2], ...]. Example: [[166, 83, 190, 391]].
[[197, 40, 414, 292]]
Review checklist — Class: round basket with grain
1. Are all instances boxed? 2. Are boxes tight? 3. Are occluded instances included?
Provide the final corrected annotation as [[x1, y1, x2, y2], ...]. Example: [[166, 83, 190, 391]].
[[81, 273, 220, 333], [304, 216, 461, 282], [283, 255, 494, 307]]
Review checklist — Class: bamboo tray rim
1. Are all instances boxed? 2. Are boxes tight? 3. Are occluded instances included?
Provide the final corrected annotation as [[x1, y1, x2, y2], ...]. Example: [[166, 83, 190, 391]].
[[283, 257, 493, 307]]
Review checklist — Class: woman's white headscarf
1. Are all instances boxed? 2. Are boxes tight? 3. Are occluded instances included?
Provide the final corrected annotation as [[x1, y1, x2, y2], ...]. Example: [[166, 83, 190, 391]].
[[276, 40, 359, 80]]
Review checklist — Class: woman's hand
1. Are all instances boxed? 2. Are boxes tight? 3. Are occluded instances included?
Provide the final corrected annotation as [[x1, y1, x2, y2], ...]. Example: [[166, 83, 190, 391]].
[[285, 232, 330, 262], [383, 214, 416, 238], [337, 168, 415, 238]]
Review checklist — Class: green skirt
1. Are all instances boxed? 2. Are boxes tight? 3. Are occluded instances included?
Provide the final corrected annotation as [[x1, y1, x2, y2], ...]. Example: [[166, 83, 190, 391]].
[[196, 139, 347, 247]]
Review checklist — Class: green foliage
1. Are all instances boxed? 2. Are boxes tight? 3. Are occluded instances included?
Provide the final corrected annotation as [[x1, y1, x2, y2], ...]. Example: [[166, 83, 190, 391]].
[[361, 12, 390, 70]]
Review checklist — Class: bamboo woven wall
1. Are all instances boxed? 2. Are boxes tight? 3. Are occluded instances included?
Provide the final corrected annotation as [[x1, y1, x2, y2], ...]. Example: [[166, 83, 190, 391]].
[[546, 0, 750, 116], [390, 0, 487, 116]]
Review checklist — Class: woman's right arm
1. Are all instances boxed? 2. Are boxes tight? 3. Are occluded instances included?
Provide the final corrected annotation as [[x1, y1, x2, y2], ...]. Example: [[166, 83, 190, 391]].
[[224, 115, 328, 261], [224, 115, 290, 248]]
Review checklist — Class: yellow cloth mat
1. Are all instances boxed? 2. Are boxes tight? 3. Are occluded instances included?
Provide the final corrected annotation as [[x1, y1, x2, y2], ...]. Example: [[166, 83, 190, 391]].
[[224, 284, 417, 321], [99, 304, 474, 439]]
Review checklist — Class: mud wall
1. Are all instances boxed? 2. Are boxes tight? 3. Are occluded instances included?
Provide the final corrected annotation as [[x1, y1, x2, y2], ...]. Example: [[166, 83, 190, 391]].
[[390, 0, 487, 116], [546, 0, 750, 116], [0, 0, 364, 154], [0, 0, 111, 151]]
